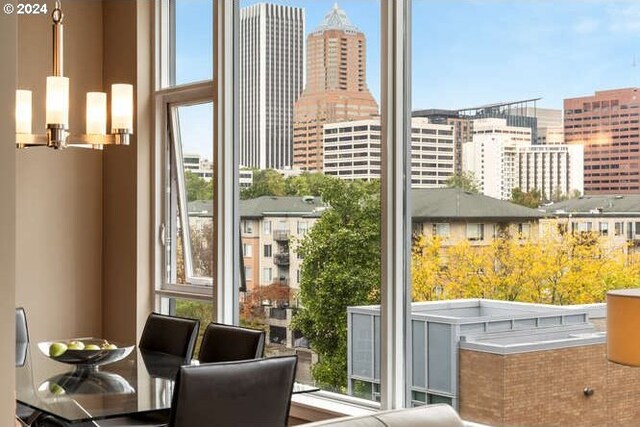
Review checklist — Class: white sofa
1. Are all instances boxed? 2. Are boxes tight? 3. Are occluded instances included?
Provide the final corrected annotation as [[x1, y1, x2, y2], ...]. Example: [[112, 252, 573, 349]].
[[303, 404, 464, 427]]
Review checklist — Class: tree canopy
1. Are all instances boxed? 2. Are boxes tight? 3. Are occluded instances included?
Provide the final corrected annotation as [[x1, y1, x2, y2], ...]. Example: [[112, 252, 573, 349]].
[[444, 172, 480, 193], [240, 169, 336, 199], [185, 171, 213, 202], [511, 187, 542, 208], [412, 233, 640, 304], [292, 178, 381, 391]]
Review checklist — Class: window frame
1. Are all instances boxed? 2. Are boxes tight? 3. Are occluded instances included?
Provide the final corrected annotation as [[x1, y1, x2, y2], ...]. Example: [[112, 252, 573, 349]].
[[154, 0, 414, 412]]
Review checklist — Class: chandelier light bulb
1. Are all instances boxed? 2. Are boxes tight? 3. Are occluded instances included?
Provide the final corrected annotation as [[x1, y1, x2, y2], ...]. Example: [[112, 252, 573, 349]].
[[86, 92, 107, 135], [111, 84, 133, 132], [16, 90, 32, 134], [46, 76, 69, 128]]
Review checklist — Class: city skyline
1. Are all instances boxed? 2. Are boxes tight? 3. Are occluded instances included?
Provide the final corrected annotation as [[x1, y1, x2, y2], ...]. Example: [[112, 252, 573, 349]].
[[176, 0, 640, 158]]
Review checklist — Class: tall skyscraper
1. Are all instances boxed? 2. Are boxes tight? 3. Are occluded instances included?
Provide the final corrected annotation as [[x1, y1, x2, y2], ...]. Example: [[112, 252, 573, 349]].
[[239, 4, 305, 169], [564, 88, 640, 194], [293, 3, 379, 171]]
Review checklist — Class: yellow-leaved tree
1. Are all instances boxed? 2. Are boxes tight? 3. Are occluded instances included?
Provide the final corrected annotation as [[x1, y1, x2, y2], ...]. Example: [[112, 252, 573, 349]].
[[412, 232, 640, 305]]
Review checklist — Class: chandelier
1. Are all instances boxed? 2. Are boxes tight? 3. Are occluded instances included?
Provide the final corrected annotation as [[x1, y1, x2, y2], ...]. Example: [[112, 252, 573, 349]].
[[15, 1, 133, 150]]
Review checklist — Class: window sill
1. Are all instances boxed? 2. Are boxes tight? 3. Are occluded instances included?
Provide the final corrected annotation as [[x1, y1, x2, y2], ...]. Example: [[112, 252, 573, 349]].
[[290, 391, 378, 423]]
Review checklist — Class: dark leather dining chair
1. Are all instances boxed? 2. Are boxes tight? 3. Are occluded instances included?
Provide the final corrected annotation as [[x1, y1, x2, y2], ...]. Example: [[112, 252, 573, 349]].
[[197, 322, 265, 363], [169, 356, 298, 427], [16, 307, 29, 367], [139, 313, 200, 363]]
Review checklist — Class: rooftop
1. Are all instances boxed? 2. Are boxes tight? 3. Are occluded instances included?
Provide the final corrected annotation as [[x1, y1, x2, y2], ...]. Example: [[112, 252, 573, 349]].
[[311, 3, 360, 34], [240, 196, 326, 218], [542, 194, 640, 217], [349, 299, 606, 355], [411, 188, 544, 221]]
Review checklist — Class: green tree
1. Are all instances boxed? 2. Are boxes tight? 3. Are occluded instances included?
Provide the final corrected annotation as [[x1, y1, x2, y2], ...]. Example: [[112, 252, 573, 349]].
[[444, 172, 480, 193], [240, 169, 286, 199], [285, 172, 334, 196], [292, 179, 381, 391], [185, 171, 213, 202], [511, 187, 542, 208]]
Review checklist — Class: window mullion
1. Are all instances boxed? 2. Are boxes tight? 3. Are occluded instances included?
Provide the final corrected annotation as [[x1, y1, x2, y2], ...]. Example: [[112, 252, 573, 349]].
[[380, 0, 412, 410]]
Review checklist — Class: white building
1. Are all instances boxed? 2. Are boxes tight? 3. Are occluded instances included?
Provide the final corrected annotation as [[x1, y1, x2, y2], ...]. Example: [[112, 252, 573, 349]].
[[323, 118, 455, 188], [183, 153, 213, 181], [517, 144, 584, 200], [463, 118, 532, 200], [239, 4, 305, 169]]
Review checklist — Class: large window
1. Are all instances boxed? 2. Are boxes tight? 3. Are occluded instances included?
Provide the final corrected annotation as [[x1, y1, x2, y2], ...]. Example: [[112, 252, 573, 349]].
[[409, 1, 640, 424], [156, 0, 640, 421], [237, 0, 382, 398]]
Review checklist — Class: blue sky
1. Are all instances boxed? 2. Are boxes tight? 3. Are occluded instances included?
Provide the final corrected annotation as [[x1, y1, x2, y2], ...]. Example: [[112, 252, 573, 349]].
[[174, 0, 640, 155]]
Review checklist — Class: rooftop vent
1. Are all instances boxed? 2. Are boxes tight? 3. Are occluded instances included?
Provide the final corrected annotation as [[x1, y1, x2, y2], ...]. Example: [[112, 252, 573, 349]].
[[302, 195, 315, 203]]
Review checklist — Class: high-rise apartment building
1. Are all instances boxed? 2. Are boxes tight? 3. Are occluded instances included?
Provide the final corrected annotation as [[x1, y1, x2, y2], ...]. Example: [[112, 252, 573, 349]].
[[517, 144, 584, 200], [463, 118, 532, 200], [292, 4, 379, 171], [413, 109, 472, 174], [239, 4, 305, 169], [564, 88, 640, 194], [323, 118, 455, 188]]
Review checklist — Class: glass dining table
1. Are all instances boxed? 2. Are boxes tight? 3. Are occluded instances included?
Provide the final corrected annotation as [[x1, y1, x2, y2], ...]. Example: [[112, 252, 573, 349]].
[[16, 342, 319, 425]]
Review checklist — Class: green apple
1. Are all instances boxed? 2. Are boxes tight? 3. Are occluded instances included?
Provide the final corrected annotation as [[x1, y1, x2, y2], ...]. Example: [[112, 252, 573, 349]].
[[49, 383, 66, 396], [84, 344, 101, 350], [49, 342, 68, 358], [67, 340, 85, 350], [101, 343, 118, 350]]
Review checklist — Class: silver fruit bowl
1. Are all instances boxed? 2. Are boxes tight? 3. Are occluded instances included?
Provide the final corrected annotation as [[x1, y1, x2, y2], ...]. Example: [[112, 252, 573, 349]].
[[38, 339, 134, 367], [39, 370, 135, 396]]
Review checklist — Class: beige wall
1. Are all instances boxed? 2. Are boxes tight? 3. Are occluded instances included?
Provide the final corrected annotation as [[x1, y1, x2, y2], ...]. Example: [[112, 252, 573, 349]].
[[102, 0, 153, 344], [0, 9, 17, 426], [16, 0, 104, 341]]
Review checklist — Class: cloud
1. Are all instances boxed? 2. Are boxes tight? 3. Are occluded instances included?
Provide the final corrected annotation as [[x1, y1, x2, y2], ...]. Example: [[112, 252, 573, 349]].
[[573, 17, 599, 35]]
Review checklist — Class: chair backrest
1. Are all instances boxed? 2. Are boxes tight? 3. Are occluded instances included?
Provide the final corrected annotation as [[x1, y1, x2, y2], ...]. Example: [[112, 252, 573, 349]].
[[16, 307, 29, 367], [139, 313, 200, 362], [169, 356, 297, 427], [197, 322, 265, 364], [16, 307, 29, 344]]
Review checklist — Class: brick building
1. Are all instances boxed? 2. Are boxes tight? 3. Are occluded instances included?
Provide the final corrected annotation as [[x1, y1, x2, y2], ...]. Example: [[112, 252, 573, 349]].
[[347, 299, 640, 426], [564, 88, 640, 194], [292, 3, 379, 171]]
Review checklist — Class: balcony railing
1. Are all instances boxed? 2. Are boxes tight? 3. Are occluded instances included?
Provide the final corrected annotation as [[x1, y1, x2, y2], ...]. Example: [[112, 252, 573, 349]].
[[274, 253, 290, 266], [273, 230, 289, 241], [270, 307, 287, 320]]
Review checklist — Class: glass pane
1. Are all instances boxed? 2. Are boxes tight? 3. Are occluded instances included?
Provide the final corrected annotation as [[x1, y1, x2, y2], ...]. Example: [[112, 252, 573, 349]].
[[167, 102, 214, 287], [410, 0, 640, 422], [238, 0, 381, 398], [427, 323, 451, 393], [165, 297, 213, 356], [173, 0, 213, 86]]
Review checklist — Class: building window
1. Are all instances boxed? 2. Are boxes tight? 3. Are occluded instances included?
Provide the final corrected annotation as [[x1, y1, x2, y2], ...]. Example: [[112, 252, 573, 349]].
[[264, 244, 272, 258], [432, 223, 450, 238], [262, 267, 272, 284], [243, 243, 253, 258], [245, 267, 253, 281], [467, 223, 485, 241], [263, 220, 272, 234], [577, 222, 593, 233], [615, 222, 624, 236], [243, 220, 254, 234], [599, 222, 609, 236], [297, 221, 309, 235]]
